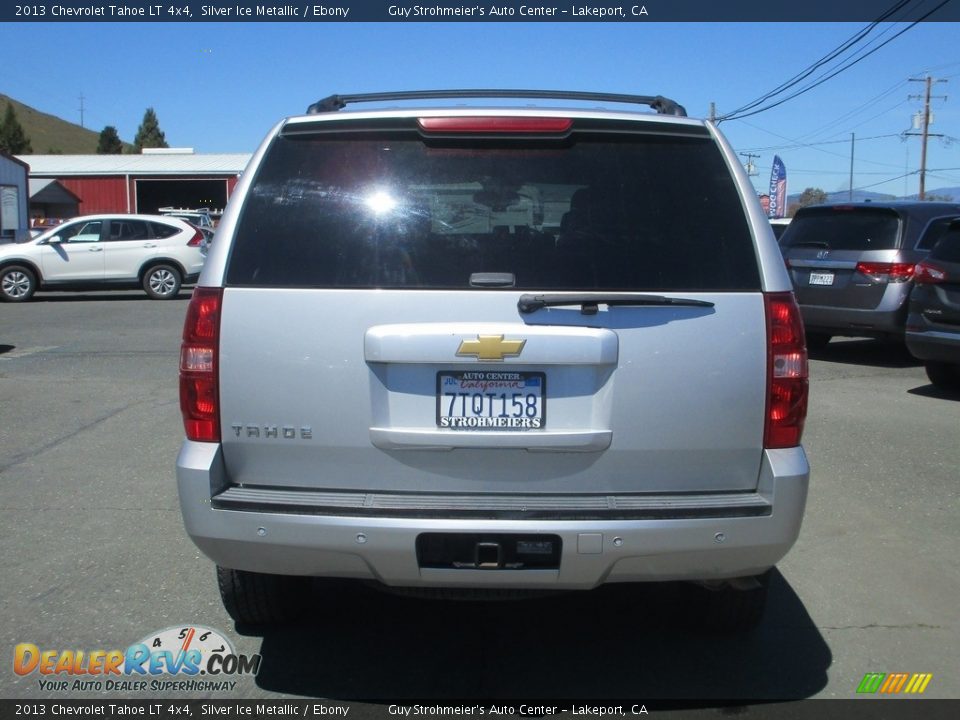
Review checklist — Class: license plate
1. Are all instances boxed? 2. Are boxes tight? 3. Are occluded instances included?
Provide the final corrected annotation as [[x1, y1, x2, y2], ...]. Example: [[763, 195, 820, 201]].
[[809, 271, 835, 286], [437, 371, 545, 430]]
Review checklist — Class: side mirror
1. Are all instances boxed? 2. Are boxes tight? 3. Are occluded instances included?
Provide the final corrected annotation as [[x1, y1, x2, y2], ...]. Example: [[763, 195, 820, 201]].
[[46, 235, 63, 244]]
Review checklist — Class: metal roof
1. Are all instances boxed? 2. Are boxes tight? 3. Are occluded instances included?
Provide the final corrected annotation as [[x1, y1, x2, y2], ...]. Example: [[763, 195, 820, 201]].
[[16, 153, 252, 176], [29, 178, 81, 203]]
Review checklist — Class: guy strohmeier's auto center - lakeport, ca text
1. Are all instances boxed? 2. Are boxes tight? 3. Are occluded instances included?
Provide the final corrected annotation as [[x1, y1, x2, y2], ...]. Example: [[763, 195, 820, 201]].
[[384, 5, 647, 18]]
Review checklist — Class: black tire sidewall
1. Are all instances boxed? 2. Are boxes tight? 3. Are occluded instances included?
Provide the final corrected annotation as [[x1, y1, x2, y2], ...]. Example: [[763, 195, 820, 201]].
[[143, 264, 182, 299], [925, 361, 960, 391], [0, 265, 37, 302]]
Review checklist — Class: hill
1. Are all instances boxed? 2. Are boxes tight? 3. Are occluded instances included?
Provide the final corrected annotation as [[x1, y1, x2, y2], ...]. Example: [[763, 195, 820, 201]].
[[0, 94, 130, 154], [901, 186, 960, 203], [788, 188, 960, 204], [787, 190, 896, 205]]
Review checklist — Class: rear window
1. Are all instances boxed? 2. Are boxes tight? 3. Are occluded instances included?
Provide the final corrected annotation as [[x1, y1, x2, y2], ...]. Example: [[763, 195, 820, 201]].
[[930, 224, 960, 263], [149, 221, 180, 239], [781, 207, 901, 251], [917, 216, 960, 250], [226, 123, 759, 291]]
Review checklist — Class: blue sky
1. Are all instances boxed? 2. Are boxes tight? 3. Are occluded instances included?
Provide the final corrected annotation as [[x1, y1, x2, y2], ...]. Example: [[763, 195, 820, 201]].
[[3, 20, 959, 197]]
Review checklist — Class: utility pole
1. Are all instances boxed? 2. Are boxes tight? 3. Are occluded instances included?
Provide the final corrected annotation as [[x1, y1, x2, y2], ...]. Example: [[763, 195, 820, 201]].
[[739, 152, 759, 177], [849, 133, 855, 201], [709, 102, 716, 123], [907, 76, 947, 200], [78, 94, 86, 128]]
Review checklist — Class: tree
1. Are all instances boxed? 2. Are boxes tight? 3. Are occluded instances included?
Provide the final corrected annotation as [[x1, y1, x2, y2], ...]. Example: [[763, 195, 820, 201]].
[[133, 108, 168, 151], [0, 103, 33, 154], [97, 125, 124, 154], [797, 187, 828, 209]]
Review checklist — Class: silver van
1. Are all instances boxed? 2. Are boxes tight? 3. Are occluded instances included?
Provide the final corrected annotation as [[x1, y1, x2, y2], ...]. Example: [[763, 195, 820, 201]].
[[176, 91, 810, 631], [780, 202, 960, 348]]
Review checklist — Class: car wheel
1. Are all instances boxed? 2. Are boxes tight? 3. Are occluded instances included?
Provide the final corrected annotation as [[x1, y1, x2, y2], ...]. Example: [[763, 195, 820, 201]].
[[925, 362, 960, 391], [690, 570, 771, 633], [0, 265, 37, 303], [143, 264, 182, 299], [216, 566, 310, 626], [805, 332, 831, 351]]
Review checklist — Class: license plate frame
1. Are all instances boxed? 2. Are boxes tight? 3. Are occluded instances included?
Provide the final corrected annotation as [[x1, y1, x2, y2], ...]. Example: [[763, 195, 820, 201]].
[[436, 371, 546, 430], [809, 271, 835, 286]]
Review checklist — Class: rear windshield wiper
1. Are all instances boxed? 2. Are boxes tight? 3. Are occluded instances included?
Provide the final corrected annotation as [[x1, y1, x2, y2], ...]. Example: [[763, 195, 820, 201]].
[[518, 293, 715, 315]]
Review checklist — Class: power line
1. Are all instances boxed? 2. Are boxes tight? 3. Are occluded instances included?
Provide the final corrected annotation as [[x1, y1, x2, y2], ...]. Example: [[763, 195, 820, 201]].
[[737, 61, 957, 149], [719, 0, 952, 122], [776, 61, 960, 144], [721, 23, 922, 122], [786, 168, 910, 175], [851, 171, 918, 191], [719, 0, 913, 120], [732, 118, 907, 170], [741, 133, 901, 153]]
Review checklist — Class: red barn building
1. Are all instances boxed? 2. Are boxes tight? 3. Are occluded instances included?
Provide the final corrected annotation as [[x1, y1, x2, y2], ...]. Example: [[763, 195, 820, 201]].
[[18, 149, 250, 221]]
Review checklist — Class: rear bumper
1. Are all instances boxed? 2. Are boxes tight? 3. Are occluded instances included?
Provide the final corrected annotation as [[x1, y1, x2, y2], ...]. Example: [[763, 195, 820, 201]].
[[905, 327, 960, 364], [176, 442, 809, 589], [800, 302, 908, 338], [798, 282, 910, 337]]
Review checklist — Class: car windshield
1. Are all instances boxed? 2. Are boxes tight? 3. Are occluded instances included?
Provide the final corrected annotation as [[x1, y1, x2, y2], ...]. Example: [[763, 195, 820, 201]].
[[228, 125, 759, 292], [781, 207, 901, 251]]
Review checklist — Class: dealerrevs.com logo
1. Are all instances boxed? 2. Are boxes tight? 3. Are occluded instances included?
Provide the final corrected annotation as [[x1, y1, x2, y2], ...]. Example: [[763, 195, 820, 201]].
[[14, 625, 260, 692]]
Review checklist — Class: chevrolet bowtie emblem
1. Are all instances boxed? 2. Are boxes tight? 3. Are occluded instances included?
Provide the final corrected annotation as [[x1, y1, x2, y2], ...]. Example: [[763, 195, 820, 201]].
[[456, 335, 526, 362]]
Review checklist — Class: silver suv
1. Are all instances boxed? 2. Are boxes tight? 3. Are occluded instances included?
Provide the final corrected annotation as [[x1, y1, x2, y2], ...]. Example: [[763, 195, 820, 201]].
[[176, 91, 810, 631]]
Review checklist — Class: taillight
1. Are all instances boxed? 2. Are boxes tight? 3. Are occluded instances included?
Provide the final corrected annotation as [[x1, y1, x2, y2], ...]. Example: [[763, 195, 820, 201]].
[[914, 260, 947, 284], [417, 117, 573, 133], [179, 287, 222, 442], [765, 292, 808, 449], [855, 261, 915, 282], [186, 228, 205, 247]]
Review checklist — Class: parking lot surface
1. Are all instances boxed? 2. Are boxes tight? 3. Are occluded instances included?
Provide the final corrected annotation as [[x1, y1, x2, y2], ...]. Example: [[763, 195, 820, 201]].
[[1, 290, 957, 702]]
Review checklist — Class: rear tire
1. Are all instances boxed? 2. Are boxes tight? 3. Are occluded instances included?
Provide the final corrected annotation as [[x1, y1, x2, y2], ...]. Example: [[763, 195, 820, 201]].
[[216, 566, 310, 626], [805, 332, 831, 351], [925, 361, 960, 391], [0, 265, 37, 302], [142, 264, 181, 299], [690, 570, 771, 633]]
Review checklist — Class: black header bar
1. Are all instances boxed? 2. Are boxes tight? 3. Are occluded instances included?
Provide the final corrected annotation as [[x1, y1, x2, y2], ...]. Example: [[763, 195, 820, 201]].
[[4, 0, 960, 23]]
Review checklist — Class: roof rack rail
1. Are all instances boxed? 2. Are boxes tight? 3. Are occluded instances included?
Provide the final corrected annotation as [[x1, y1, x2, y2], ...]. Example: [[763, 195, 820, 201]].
[[306, 90, 687, 117]]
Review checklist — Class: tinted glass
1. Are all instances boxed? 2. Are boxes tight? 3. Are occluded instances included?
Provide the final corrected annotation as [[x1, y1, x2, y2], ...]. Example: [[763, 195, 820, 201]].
[[227, 128, 759, 291], [917, 216, 960, 250], [108, 220, 149, 241], [781, 207, 900, 251], [149, 221, 180, 239], [930, 225, 960, 263]]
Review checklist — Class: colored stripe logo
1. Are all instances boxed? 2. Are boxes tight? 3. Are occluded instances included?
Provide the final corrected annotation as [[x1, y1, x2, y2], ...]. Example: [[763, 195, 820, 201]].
[[857, 673, 933, 694]]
